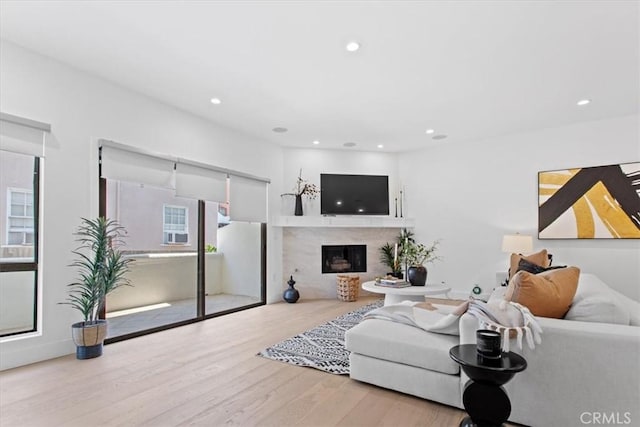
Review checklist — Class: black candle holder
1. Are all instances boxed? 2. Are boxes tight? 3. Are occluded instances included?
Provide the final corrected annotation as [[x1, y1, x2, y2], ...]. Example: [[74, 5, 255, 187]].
[[476, 329, 501, 359]]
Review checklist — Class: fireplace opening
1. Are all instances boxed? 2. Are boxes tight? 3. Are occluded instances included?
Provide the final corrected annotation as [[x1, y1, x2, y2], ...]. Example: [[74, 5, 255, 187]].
[[321, 245, 366, 274]]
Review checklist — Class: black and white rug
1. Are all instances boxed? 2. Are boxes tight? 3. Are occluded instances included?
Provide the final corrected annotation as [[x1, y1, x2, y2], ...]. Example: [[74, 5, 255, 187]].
[[257, 299, 384, 375]]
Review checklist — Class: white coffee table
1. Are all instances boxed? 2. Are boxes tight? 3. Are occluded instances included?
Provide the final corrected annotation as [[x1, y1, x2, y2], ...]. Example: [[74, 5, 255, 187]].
[[362, 280, 451, 306]]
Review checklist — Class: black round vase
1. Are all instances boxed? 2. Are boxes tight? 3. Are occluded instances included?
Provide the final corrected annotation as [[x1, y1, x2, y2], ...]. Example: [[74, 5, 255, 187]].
[[283, 275, 300, 303], [408, 266, 427, 286]]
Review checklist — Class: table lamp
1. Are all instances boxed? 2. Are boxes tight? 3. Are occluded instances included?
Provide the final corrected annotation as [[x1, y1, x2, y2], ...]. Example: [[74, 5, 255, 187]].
[[500, 233, 533, 286], [501, 234, 533, 255]]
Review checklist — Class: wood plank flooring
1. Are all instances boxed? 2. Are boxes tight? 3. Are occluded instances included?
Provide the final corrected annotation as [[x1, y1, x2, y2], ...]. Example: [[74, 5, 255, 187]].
[[0, 297, 469, 427]]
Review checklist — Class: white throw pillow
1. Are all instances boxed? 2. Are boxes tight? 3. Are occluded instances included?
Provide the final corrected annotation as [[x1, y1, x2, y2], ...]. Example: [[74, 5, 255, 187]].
[[566, 273, 634, 325], [609, 288, 640, 326], [564, 295, 631, 325]]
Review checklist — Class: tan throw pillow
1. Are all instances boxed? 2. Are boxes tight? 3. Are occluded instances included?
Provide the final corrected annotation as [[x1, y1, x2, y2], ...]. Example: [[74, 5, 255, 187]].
[[509, 249, 550, 280], [505, 267, 580, 318]]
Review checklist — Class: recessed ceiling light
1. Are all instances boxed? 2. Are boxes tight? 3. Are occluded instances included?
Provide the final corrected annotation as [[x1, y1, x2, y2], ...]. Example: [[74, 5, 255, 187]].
[[377, 144, 384, 149], [343, 142, 357, 147], [272, 127, 288, 133], [312, 140, 320, 145], [426, 129, 435, 134], [346, 41, 360, 52], [432, 135, 448, 140], [576, 99, 591, 106], [210, 98, 221, 105]]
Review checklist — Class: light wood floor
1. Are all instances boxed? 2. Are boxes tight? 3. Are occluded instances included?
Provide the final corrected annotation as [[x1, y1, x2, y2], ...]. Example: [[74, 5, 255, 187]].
[[0, 297, 469, 427]]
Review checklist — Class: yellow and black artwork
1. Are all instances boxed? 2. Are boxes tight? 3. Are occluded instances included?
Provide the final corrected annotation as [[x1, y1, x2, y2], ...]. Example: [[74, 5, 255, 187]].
[[538, 162, 640, 239]]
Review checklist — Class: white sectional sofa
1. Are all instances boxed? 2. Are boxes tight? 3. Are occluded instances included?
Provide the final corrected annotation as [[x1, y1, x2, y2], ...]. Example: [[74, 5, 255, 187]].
[[345, 274, 640, 427]]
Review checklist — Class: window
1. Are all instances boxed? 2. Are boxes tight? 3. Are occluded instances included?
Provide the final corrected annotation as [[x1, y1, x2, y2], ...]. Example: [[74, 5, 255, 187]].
[[1, 112, 49, 338], [7, 188, 34, 245], [99, 140, 267, 343], [0, 154, 40, 337], [163, 205, 188, 244]]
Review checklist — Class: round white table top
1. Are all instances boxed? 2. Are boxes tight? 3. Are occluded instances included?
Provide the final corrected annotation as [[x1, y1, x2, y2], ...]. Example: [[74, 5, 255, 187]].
[[362, 280, 451, 296]]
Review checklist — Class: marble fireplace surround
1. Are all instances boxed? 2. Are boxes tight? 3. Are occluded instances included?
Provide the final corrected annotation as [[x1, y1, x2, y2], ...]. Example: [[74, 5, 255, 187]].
[[282, 226, 405, 300]]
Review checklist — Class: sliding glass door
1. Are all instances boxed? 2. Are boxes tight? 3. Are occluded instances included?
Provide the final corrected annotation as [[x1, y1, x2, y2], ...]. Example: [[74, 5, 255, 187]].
[[99, 141, 267, 342], [104, 180, 198, 339]]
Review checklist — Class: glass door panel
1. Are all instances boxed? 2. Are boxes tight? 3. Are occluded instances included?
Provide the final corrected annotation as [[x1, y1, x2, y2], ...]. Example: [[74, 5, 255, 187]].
[[105, 180, 197, 338], [204, 201, 261, 315]]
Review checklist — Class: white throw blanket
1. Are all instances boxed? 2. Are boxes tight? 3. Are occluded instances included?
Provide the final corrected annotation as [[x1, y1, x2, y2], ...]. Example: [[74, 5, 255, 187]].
[[364, 299, 543, 351]]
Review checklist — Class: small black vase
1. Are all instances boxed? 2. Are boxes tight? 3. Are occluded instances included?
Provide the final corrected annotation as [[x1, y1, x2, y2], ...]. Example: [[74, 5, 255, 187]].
[[294, 195, 303, 216], [408, 266, 427, 286], [283, 275, 300, 303], [388, 271, 404, 279]]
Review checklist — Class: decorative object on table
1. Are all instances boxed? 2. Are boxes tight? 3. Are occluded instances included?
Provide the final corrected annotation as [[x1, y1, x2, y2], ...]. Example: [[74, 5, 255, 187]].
[[378, 242, 403, 278], [258, 299, 383, 375], [61, 217, 132, 359], [374, 276, 410, 288], [538, 162, 640, 239], [403, 238, 441, 286], [450, 344, 527, 427], [280, 168, 319, 216], [336, 275, 360, 302], [476, 329, 502, 359], [283, 275, 300, 303]]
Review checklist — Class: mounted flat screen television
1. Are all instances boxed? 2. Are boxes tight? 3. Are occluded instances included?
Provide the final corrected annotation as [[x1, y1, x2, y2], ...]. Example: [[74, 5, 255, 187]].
[[320, 174, 389, 215]]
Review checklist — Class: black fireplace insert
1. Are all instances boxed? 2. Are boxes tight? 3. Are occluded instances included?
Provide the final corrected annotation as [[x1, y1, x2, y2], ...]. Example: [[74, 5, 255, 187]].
[[321, 245, 366, 274]]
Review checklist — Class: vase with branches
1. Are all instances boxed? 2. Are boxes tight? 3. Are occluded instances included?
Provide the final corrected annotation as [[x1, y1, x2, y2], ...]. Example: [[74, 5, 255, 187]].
[[404, 239, 441, 286], [281, 169, 319, 216]]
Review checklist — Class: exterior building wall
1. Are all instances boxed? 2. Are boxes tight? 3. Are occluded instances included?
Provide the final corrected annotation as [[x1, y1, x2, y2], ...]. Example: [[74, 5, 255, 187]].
[[0, 151, 35, 259], [107, 180, 219, 253]]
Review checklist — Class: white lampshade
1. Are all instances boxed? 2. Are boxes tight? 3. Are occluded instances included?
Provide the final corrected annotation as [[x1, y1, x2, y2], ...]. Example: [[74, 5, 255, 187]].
[[502, 234, 533, 254]]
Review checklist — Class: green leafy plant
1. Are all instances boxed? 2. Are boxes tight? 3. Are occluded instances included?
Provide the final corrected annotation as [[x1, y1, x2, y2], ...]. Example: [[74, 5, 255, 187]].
[[62, 217, 132, 323], [205, 244, 217, 253], [379, 242, 402, 274], [404, 240, 441, 266]]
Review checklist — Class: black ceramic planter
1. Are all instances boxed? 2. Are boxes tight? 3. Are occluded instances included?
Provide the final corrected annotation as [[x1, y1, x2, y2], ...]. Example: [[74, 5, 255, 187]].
[[408, 266, 427, 286]]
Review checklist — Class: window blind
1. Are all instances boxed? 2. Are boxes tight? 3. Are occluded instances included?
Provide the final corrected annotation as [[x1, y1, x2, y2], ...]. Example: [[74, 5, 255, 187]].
[[0, 112, 50, 158], [229, 175, 268, 223], [175, 162, 228, 202], [100, 142, 176, 189]]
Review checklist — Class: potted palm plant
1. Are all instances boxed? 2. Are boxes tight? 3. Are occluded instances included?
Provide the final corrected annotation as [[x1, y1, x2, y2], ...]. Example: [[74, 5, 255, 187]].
[[62, 217, 131, 359], [379, 242, 403, 278]]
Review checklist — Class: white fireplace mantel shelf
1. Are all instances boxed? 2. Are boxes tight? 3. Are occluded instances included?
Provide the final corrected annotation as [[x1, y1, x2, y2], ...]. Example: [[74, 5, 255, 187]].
[[272, 216, 415, 228]]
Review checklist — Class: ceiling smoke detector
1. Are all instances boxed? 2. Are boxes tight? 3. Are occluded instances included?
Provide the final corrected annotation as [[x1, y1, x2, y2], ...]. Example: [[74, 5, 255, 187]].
[[272, 127, 288, 133], [343, 142, 357, 147]]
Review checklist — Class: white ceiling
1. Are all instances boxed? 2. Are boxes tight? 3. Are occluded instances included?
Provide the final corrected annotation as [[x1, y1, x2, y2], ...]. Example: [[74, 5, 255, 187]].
[[1, 1, 638, 152]]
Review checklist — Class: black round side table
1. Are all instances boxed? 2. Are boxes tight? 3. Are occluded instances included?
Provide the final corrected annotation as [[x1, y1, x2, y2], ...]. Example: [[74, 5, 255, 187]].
[[449, 344, 527, 427]]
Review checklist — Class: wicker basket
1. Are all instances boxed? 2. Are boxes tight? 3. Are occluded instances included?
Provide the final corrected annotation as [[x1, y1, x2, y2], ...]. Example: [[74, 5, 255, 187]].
[[336, 275, 360, 302]]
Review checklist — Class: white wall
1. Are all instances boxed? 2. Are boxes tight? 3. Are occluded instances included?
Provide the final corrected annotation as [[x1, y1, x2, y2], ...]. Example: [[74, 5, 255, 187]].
[[278, 148, 403, 300], [281, 148, 400, 217], [218, 222, 262, 298], [0, 40, 284, 370], [399, 115, 640, 300]]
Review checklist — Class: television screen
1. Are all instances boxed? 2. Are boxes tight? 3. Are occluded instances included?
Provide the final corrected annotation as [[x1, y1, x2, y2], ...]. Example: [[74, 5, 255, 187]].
[[320, 174, 389, 215]]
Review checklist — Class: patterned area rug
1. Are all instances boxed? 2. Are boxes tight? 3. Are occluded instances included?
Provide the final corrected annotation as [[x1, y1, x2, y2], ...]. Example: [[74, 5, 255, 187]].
[[257, 299, 384, 375]]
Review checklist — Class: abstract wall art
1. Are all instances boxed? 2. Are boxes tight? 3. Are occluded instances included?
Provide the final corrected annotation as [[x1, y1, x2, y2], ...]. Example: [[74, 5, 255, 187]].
[[538, 162, 640, 239]]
